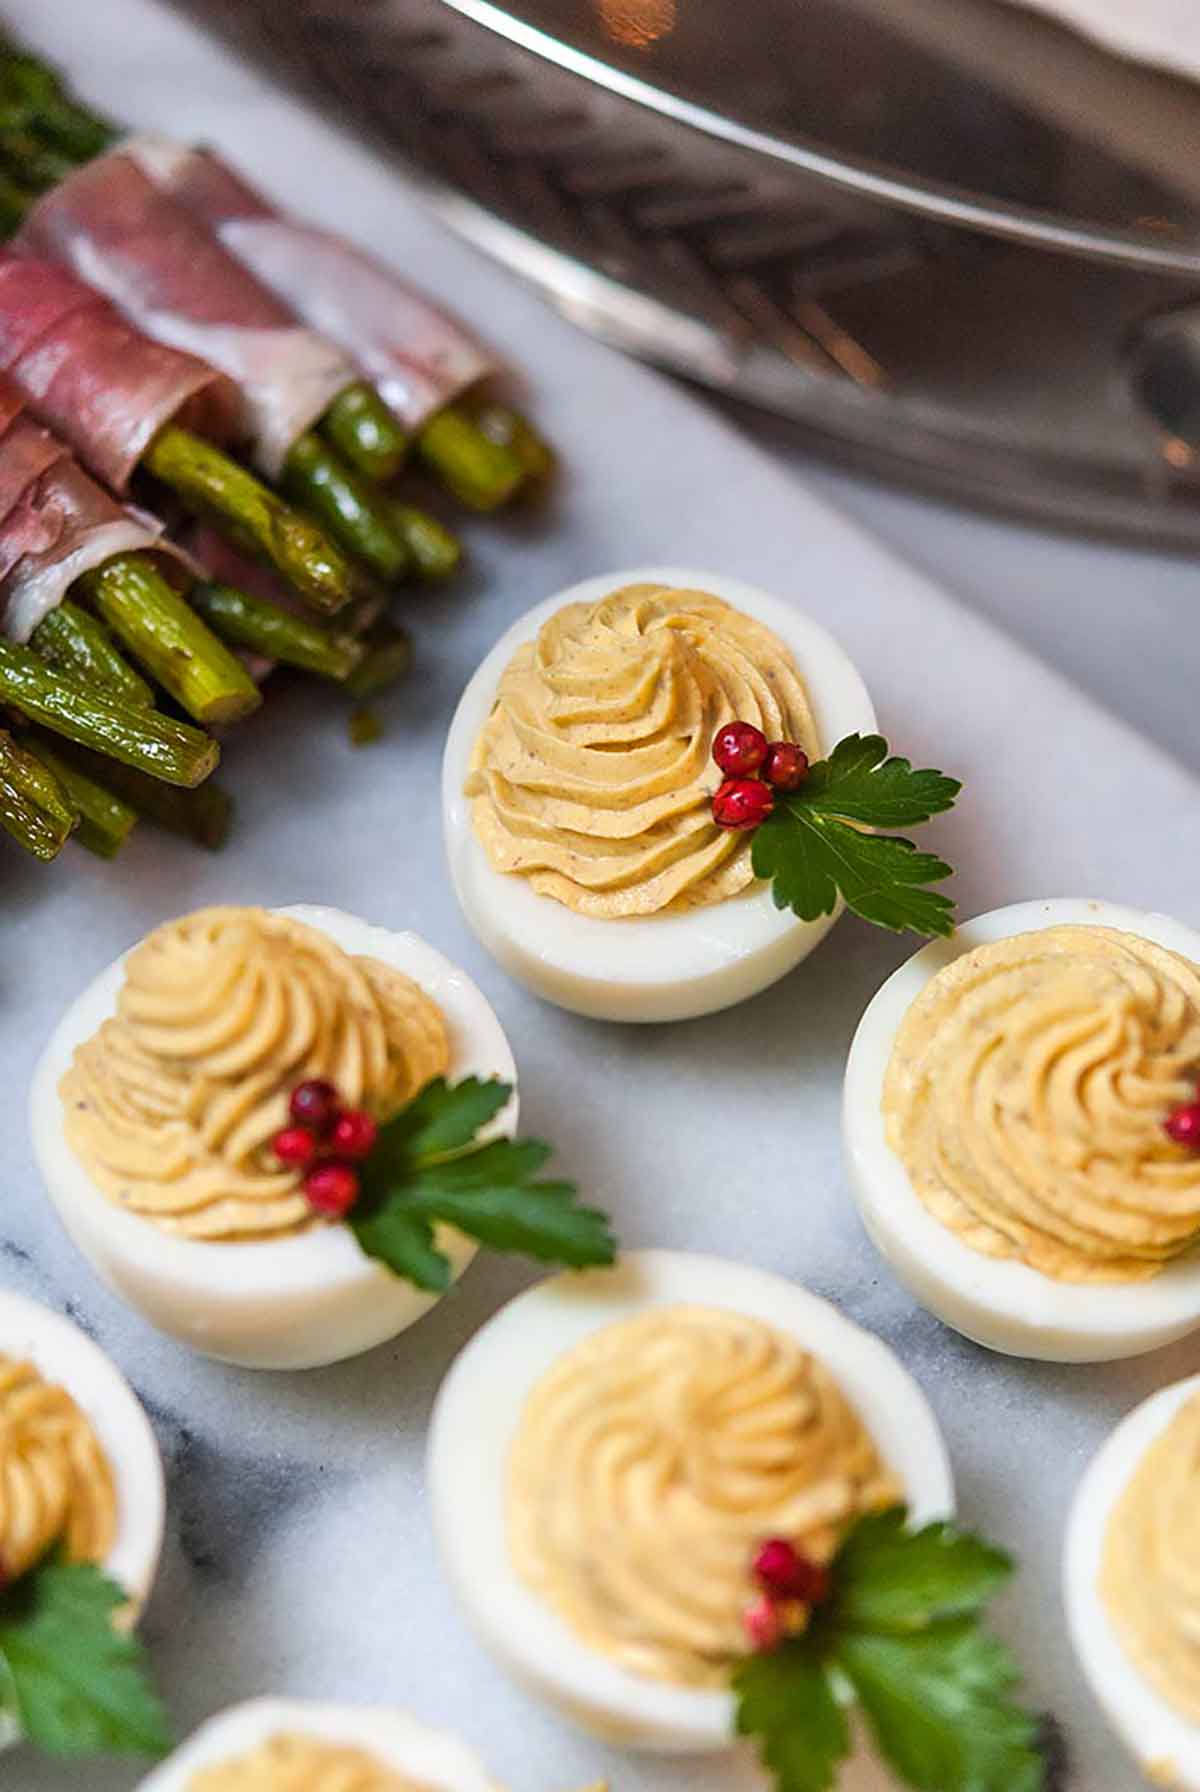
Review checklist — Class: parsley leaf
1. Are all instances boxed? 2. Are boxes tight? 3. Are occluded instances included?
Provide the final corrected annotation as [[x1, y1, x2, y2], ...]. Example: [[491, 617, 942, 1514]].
[[750, 734, 960, 938], [833, 1509, 1014, 1634], [837, 1624, 1042, 1792], [732, 1509, 1044, 1792], [733, 1637, 849, 1792], [351, 1077, 616, 1289], [0, 1560, 170, 1758], [350, 1204, 450, 1294], [798, 735, 961, 827], [391, 1075, 512, 1160]]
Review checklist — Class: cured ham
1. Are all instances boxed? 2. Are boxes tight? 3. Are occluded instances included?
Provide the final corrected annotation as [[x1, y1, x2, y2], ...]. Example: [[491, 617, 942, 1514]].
[[0, 376, 187, 642], [0, 255, 240, 495], [124, 137, 499, 433], [17, 152, 358, 478]]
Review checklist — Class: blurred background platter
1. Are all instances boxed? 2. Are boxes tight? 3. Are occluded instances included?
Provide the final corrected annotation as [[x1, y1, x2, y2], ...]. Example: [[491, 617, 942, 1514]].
[[175, 0, 1200, 543]]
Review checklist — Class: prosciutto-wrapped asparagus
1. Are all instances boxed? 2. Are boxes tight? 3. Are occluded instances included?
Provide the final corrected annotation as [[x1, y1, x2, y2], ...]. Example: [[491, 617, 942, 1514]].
[[0, 253, 239, 497], [0, 367, 255, 731], [125, 138, 543, 510], [0, 35, 544, 510], [19, 151, 355, 481], [129, 140, 496, 430], [0, 248, 360, 610], [15, 152, 443, 576]]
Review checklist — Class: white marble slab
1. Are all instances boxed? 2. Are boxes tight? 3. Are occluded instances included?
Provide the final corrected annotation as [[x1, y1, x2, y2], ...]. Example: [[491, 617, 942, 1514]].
[[4, 2, 1200, 1788]]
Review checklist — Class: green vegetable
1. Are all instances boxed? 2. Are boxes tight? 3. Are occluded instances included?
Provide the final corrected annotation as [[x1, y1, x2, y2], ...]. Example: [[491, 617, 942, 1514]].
[[31, 601, 153, 709], [282, 432, 410, 585], [0, 165, 29, 235], [32, 737, 137, 859], [0, 638, 218, 787], [0, 125, 72, 190], [0, 729, 75, 860], [0, 45, 116, 160], [417, 407, 525, 512], [319, 382, 408, 483], [189, 580, 364, 682], [142, 426, 356, 615], [0, 1558, 170, 1758], [750, 734, 961, 938], [0, 41, 555, 518], [48, 742, 233, 850], [350, 1076, 616, 1291], [733, 1509, 1043, 1792], [389, 503, 462, 582], [471, 399, 556, 488], [76, 556, 261, 726]]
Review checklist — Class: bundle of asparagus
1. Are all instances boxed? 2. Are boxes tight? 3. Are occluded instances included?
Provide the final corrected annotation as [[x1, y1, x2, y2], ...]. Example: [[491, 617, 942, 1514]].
[[0, 37, 554, 513], [0, 36, 556, 869], [0, 350, 411, 867]]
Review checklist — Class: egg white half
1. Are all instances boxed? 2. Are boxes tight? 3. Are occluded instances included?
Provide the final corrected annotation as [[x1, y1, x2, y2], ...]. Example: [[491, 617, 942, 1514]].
[[0, 1291, 164, 1748], [427, 1248, 953, 1754], [441, 566, 876, 1024], [1065, 1374, 1200, 1789], [843, 897, 1200, 1363], [135, 1699, 504, 1791], [29, 905, 517, 1372]]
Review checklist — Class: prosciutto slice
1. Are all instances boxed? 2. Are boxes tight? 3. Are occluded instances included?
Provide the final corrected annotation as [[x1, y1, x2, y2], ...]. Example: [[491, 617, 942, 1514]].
[[17, 152, 358, 479], [125, 136, 499, 432], [0, 255, 240, 495], [0, 373, 188, 642], [0, 413, 68, 526]]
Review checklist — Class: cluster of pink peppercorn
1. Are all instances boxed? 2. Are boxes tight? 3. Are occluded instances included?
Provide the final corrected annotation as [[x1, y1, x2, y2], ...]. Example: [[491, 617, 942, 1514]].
[[743, 1537, 831, 1652], [710, 721, 809, 832], [272, 1079, 379, 1218], [1165, 1085, 1200, 1151]]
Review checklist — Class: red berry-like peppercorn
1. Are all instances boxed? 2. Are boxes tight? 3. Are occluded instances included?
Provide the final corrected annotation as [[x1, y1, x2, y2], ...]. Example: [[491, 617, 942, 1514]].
[[753, 1538, 830, 1605], [712, 777, 774, 831], [743, 1594, 783, 1652], [272, 1126, 318, 1169], [1165, 1102, 1200, 1149], [331, 1109, 379, 1161], [303, 1161, 360, 1218], [289, 1078, 340, 1136], [762, 741, 810, 791], [712, 721, 768, 777]]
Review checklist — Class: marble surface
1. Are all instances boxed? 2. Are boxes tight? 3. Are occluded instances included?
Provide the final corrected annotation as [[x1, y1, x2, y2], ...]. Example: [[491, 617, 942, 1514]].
[[3, 2, 1200, 1788]]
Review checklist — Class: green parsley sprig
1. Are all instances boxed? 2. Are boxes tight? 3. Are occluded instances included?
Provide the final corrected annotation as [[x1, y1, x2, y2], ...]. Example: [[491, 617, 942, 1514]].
[[349, 1076, 616, 1291], [749, 734, 961, 938], [0, 1557, 170, 1759], [734, 1508, 1045, 1792]]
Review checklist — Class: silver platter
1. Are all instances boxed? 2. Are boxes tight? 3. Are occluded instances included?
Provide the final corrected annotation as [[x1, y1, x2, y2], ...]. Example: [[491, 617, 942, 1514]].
[[179, 0, 1200, 542]]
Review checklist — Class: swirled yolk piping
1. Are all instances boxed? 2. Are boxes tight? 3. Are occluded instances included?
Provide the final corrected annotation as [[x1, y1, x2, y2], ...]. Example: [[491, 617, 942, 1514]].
[[60, 906, 450, 1242], [883, 925, 1200, 1282], [0, 1355, 117, 1580], [466, 583, 818, 918], [186, 1735, 433, 1792], [507, 1304, 899, 1687], [1102, 1392, 1200, 1722]]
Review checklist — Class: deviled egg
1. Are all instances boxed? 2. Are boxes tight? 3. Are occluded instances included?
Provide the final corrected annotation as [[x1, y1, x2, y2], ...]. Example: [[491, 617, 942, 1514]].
[[442, 569, 875, 1023], [31, 904, 516, 1371], [136, 1700, 503, 1791], [1065, 1374, 1200, 1788], [428, 1249, 952, 1752], [844, 897, 1200, 1362], [0, 1289, 163, 1608], [0, 1290, 163, 1745]]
